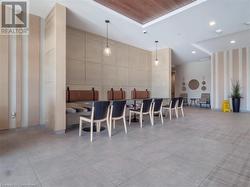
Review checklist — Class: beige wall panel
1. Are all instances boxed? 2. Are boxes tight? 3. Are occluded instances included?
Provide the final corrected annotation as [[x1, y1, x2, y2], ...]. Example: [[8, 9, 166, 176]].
[[232, 49, 239, 81], [16, 36, 22, 128], [102, 65, 117, 86], [66, 28, 84, 61], [0, 35, 9, 130], [28, 15, 40, 126], [116, 43, 129, 67], [85, 62, 102, 85], [54, 4, 66, 132], [66, 58, 85, 85], [218, 52, 224, 108], [86, 33, 103, 63], [117, 67, 128, 86], [242, 48, 247, 110]]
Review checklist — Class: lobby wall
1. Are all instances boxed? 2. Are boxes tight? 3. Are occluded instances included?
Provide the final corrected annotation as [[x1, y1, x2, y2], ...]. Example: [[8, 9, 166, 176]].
[[211, 47, 250, 111], [66, 27, 152, 100], [0, 14, 41, 130], [175, 60, 211, 100]]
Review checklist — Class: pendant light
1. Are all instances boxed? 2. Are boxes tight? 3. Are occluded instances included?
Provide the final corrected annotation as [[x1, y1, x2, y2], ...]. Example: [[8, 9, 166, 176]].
[[104, 20, 111, 56], [155, 41, 159, 66]]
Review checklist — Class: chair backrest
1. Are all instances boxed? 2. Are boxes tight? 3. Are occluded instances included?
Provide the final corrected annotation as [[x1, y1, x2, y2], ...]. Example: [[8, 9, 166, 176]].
[[178, 97, 184, 107], [142, 99, 152, 113], [93, 101, 110, 120], [180, 93, 188, 98], [200, 93, 210, 103], [153, 98, 163, 111], [171, 98, 179, 109], [111, 100, 127, 118]]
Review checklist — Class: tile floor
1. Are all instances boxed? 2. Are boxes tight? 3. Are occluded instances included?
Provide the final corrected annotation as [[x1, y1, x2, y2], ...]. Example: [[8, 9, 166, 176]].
[[1, 108, 250, 187]]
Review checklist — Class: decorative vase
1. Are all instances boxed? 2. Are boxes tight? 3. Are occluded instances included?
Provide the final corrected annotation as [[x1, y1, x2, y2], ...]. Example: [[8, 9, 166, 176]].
[[232, 97, 241, 113]]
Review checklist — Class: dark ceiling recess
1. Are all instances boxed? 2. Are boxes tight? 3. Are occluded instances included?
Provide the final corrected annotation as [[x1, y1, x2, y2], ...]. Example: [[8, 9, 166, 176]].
[[94, 0, 196, 24]]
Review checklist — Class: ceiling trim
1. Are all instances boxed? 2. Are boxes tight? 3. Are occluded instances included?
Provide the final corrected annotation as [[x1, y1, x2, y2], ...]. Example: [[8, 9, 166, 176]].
[[192, 43, 212, 55], [143, 0, 208, 28]]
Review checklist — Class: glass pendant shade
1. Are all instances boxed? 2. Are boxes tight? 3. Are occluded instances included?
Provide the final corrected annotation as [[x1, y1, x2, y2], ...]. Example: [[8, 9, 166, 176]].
[[104, 46, 111, 56], [155, 41, 159, 66], [155, 59, 159, 66]]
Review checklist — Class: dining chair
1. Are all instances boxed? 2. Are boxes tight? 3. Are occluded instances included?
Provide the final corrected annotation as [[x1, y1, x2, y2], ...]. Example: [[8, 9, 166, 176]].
[[177, 97, 184, 117], [151, 98, 164, 125], [109, 100, 127, 135], [79, 101, 110, 142], [129, 99, 153, 128], [163, 98, 179, 120]]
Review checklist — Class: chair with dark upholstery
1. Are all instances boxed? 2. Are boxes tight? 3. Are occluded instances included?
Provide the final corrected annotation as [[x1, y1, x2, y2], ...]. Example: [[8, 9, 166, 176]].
[[110, 100, 127, 135], [79, 101, 110, 142], [162, 98, 179, 120], [129, 99, 153, 128], [152, 98, 164, 125], [199, 93, 211, 108]]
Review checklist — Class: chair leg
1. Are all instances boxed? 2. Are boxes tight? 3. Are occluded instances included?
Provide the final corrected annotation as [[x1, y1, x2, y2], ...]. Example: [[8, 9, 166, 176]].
[[113, 120, 116, 129], [123, 116, 127, 134], [181, 107, 184, 117], [90, 121, 93, 142], [108, 119, 112, 137], [169, 109, 172, 120], [129, 112, 132, 125], [140, 114, 143, 128], [107, 119, 111, 138], [175, 109, 179, 119], [160, 111, 163, 125], [150, 112, 154, 126], [79, 119, 82, 136], [97, 122, 100, 133]]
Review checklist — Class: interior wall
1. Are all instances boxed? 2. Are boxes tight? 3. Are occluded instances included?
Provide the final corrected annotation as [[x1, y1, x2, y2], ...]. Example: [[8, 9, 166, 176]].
[[0, 14, 41, 130], [151, 48, 172, 98], [66, 27, 152, 99], [44, 4, 66, 132], [175, 60, 211, 100], [211, 47, 250, 111], [0, 35, 9, 130]]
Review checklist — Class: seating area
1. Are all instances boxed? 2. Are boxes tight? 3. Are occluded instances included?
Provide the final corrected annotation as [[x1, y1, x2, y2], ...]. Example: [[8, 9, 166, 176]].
[[1, 0, 250, 186]]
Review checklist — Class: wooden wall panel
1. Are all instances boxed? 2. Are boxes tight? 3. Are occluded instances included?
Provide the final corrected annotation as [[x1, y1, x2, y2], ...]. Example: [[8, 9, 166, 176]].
[[28, 15, 40, 126], [0, 35, 9, 130], [66, 27, 153, 100]]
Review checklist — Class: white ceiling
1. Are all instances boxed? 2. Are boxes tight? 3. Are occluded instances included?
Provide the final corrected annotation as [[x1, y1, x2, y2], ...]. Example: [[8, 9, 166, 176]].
[[30, 0, 250, 65]]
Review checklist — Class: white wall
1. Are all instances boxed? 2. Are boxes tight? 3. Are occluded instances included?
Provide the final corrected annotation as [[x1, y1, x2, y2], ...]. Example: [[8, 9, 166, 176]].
[[175, 60, 211, 100]]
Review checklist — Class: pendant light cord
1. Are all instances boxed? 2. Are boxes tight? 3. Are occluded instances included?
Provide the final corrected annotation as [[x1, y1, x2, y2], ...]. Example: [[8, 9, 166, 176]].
[[106, 21, 109, 47]]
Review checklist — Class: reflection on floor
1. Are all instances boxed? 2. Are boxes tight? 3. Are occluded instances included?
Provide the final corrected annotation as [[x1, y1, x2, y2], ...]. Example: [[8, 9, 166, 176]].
[[1, 108, 250, 187]]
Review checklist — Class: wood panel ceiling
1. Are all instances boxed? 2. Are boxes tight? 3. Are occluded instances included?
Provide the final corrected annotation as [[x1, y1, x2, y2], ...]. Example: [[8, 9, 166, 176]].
[[94, 0, 196, 24]]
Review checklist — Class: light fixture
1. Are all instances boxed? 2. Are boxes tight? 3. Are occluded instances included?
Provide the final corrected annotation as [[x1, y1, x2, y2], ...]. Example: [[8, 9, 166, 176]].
[[104, 20, 111, 56], [215, 29, 223, 33], [192, 50, 196, 54], [209, 21, 216, 26], [230, 40, 236, 44], [154, 41, 159, 66]]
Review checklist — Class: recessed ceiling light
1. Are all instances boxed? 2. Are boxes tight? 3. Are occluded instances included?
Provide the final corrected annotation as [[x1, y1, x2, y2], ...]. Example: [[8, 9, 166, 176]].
[[143, 30, 147, 34], [215, 29, 223, 33], [209, 21, 216, 26], [244, 21, 250, 26], [230, 40, 236, 44], [192, 50, 196, 54]]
